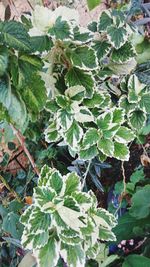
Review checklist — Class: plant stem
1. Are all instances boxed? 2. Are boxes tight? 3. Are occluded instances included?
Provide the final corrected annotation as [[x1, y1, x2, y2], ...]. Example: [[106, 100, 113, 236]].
[[81, 160, 91, 190], [0, 174, 22, 203], [121, 161, 126, 194], [114, 161, 126, 217], [10, 124, 40, 176]]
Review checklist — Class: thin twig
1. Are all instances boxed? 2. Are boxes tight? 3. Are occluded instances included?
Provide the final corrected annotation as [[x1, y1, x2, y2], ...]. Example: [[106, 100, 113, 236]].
[[121, 161, 126, 194], [114, 161, 126, 217], [10, 124, 40, 176], [0, 174, 22, 203], [81, 160, 91, 190]]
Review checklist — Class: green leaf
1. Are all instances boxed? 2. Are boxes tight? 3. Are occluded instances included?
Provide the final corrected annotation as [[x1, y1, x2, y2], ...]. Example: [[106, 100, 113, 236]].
[[108, 58, 137, 75], [139, 93, 150, 113], [56, 95, 69, 109], [48, 17, 72, 40], [128, 74, 145, 103], [130, 185, 150, 219], [113, 213, 149, 242], [115, 126, 135, 143], [88, 21, 98, 32], [66, 67, 94, 98], [103, 125, 120, 139], [70, 46, 97, 70], [61, 243, 85, 267], [97, 112, 112, 130], [80, 145, 98, 160], [94, 40, 111, 61], [64, 172, 80, 196], [8, 92, 27, 128], [57, 108, 73, 130], [107, 26, 127, 49], [100, 255, 119, 267], [50, 170, 63, 195], [112, 108, 125, 124], [98, 227, 116, 241], [97, 138, 114, 157], [128, 110, 146, 131], [45, 100, 59, 113], [83, 92, 105, 108], [87, 0, 101, 10], [111, 42, 136, 63], [98, 11, 113, 32], [0, 46, 8, 77], [20, 73, 47, 119], [72, 191, 91, 205], [65, 85, 85, 102], [130, 168, 145, 185], [74, 107, 94, 123], [30, 35, 53, 52], [113, 142, 129, 161], [59, 228, 82, 246], [0, 74, 11, 109], [65, 120, 83, 149], [73, 26, 93, 44], [29, 207, 51, 233], [44, 121, 60, 143], [2, 211, 22, 239], [33, 187, 56, 212], [123, 255, 150, 267], [119, 95, 135, 114], [36, 236, 60, 267], [1, 21, 31, 51], [82, 128, 99, 148]]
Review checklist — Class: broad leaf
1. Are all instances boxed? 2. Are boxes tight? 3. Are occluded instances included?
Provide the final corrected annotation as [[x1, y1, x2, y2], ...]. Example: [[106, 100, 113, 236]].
[[107, 26, 127, 49], [48, 17, 72, 40], [94, 40, 111, 61], [0, 46, 8, 76], [115, 126, 134, 143], [80, 145, 98, 160], [61, 243, 85, 267], [112, 108, 125, 124], [98, 11, 112, 32], [73, 26, 93, 44], [1, 21, 31, 51], [113, 142, 129, 161], [128, 74, 145, 103], [123, 255, 150, 267], [66, 67, 94, 98], [57, 108, 73, 130], [65, 85, 85, 102], [97, 138, 114, 157], [129, 110, 146, 131], [130, 185, 150, 219], [70, 46, 98, 70], [33, 187, 56, 212], [64, 172, 80, 196], [0, 74, 11, 109], [111, 42, 136, 63], [87, 0, 101, 10], [82, 128, 99, 148], [65, 120, 83, 149], [44, 121, 60, 143], [139, 93, 150, 113], [36, 236, 60, 267], [97, 112, 112, 130]]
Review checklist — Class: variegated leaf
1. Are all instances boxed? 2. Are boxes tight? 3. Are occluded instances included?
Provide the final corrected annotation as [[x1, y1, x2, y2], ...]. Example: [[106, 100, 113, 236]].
[[65, 120, 83, 149], [113, 141, 130, 161], [69, 46, 98, 70], [107, 26, 128, 49]]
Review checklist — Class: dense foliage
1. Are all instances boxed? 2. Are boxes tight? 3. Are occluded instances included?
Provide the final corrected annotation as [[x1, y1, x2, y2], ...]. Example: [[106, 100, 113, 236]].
[[0, 1, 150, 267]]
